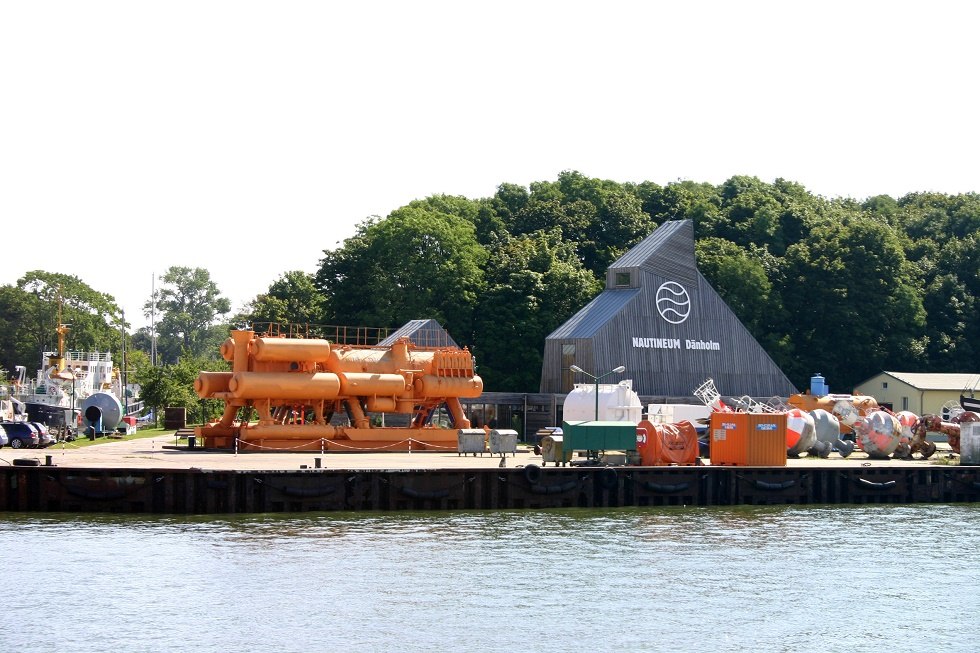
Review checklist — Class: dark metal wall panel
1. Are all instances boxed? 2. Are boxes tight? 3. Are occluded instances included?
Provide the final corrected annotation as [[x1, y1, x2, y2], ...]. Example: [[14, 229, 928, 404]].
[[4, 466, 979, 514]]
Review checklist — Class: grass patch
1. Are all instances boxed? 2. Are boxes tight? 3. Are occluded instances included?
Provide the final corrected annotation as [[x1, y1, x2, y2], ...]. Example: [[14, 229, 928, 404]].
[[63, 426, 180, 448]]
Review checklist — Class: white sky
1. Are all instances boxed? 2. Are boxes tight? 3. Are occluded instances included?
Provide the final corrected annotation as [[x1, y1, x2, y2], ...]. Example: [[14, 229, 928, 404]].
[[2, 1, 978, 331]]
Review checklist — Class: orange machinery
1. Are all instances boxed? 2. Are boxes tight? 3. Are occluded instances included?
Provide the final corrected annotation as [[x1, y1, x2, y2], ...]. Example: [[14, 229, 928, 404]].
[[194, 330, 483, 452]]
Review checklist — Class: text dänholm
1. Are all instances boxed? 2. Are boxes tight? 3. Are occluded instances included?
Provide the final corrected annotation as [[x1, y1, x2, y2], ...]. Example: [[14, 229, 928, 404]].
[[632, 337, 720, 351]]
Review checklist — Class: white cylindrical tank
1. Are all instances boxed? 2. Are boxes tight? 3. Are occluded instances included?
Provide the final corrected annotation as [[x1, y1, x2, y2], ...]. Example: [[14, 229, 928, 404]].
[[562, 380, 642, 423]]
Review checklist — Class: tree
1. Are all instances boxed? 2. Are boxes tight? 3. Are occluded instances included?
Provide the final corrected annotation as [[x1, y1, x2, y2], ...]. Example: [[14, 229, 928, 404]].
[[696, 237, 784, 344], [316, 205, 487, 342], [147, 267, 231, 363], [778, 217, 926, 388], [236, 271, 326, 328], [138, 353, 229, 424], [0, 272, 123, 376], [512, 171, 653, 275], [473, 229, 602, 391]]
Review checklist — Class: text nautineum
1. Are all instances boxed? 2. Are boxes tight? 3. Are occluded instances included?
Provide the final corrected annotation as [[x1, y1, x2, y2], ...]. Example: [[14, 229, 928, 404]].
[[632, 337, 720, 351]]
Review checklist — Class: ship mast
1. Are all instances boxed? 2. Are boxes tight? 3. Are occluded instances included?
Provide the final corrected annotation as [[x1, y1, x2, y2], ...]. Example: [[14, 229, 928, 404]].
[[50, 290, 73, 379]]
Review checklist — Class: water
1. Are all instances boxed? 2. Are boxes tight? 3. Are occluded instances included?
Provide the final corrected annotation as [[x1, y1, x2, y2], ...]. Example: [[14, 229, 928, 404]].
[[2, 505, 977, 652]]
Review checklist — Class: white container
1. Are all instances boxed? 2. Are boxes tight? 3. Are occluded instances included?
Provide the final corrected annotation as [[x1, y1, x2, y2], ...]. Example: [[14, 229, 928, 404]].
[[563, 380, 642, 423], [647, 403, 710, 425], [457, 429, 486, 455], [489, 429, 518, 454], [960, 422, 980, 465]]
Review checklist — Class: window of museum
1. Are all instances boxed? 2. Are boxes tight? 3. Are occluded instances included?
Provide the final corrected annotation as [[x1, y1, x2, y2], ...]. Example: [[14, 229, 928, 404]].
[[561, 344, 575, 392]]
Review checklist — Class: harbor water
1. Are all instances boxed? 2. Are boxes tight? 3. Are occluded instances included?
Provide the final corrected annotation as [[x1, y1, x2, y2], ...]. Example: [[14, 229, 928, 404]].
[[3, 504, 978, 652]]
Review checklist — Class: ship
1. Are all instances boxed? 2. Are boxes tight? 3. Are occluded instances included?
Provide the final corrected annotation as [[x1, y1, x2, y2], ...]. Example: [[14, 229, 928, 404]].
[[12, 323, 143, 438]]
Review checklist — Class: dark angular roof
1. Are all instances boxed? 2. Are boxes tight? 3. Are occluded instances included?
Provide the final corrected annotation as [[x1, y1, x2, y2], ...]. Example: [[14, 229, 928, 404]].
[[547, 289, 640, 339], [378, 319, 459, 349], [608, 219, 698, 286]]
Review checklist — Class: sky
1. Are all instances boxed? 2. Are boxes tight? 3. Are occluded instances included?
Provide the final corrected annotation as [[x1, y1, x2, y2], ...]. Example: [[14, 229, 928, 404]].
[[2, 1, 978, 331]]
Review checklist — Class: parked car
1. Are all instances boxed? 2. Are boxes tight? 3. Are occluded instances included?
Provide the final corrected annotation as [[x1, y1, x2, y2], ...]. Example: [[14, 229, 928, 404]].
[[1, 422, 40, 449], [29, 422, 57, 448]]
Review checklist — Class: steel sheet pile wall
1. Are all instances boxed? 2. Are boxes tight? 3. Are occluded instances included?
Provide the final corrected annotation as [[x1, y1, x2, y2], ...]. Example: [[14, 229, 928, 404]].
[[2, 465, 980, 514]]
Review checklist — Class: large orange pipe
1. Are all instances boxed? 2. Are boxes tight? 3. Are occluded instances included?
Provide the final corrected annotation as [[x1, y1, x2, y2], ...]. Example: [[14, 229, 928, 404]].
[[195, 371, 233, 398], [414, 374, 483, 398], [231, 330, 253, 372], [228, 372, 342, 400], [338, 372, 408, 396], [253, 338, 332, 362], [328, 348, 437, 375]]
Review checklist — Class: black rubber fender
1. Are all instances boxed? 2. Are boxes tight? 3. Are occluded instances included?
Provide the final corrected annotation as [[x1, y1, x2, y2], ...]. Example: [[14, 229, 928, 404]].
[[752, 479, 797, 491], [62, 485, 130, 501], [253, 477, 338, 498], [279, 484, 339, 498], [530, 480, 579, 495], [400, 487, 450, 500], [643, 481, 690, 493], [856, 477, 897, 490], [523, 464, 543, 485]]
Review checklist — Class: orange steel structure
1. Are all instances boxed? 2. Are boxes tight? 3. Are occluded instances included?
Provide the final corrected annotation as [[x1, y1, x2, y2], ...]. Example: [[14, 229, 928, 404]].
[[194, 330, 483, 452]]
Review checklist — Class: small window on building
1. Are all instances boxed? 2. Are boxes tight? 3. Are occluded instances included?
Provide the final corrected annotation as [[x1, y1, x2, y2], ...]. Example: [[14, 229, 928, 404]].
[[614, 272, 631, 287], [902, 397, 909, 411], [882, 382, 888, 389], [561, 344, 576, 392]]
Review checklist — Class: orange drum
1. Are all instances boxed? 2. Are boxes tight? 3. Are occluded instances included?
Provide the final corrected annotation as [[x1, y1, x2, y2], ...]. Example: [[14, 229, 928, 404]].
[[637, 419, 699, 466]]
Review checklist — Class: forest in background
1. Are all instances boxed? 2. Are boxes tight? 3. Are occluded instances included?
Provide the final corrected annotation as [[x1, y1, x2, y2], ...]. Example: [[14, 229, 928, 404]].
[[1, 171, 978, 413]]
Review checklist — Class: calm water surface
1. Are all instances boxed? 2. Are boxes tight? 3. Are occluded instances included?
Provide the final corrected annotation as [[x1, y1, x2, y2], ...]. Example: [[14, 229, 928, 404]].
[[2, 504, 977, 652]]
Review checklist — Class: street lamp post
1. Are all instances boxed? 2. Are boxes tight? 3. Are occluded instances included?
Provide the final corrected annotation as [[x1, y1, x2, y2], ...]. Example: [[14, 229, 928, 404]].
[[67, 366, 76, 440], [569, 364, 626, 421]]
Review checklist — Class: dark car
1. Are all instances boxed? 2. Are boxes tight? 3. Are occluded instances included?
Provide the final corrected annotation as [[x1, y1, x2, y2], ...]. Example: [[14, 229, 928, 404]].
[[1, 422, 40, 449]]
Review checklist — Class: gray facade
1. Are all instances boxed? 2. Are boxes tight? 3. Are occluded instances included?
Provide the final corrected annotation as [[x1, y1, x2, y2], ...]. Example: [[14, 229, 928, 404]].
[[539, 219, 797, 400]]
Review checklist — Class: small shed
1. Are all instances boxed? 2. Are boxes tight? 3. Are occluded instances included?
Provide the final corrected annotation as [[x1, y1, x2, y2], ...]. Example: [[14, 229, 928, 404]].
[[852, 372, 980, 418]]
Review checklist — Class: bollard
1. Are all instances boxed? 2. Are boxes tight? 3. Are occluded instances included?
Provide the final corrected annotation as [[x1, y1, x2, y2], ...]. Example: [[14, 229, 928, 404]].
[[45, 454, 53, 466], [315, 457, 322, 469]]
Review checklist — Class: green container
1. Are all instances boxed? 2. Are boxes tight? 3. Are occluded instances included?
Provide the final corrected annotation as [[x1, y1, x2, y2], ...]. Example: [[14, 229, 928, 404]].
[[561, 420, 638, 454]]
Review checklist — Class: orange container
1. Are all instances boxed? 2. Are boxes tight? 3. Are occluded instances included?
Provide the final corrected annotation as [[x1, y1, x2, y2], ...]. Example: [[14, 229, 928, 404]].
[[637, 419, 699, 466], [709, 412, 787, 466]]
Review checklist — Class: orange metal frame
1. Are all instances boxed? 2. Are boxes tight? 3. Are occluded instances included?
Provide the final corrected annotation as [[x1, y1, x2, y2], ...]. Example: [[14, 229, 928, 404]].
[[195, 330, 483, 452]]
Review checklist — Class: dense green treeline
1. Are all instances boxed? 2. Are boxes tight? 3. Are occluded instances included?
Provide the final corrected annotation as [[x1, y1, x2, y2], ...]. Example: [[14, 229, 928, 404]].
[[258, 171, 980, 393], [2, 171, 979, 407]]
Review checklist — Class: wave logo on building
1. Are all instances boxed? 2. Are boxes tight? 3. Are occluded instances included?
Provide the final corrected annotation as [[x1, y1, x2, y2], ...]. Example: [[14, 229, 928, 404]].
[[655, 281, 691, 324]]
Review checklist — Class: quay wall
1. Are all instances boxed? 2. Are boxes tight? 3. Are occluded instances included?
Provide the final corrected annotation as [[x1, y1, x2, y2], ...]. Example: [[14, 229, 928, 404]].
[[3, 464, 980, 514]]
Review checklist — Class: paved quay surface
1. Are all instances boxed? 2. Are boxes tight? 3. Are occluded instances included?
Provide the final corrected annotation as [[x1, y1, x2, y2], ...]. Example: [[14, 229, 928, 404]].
[[1, 433, 960, 471]]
